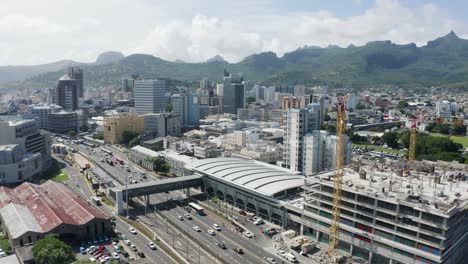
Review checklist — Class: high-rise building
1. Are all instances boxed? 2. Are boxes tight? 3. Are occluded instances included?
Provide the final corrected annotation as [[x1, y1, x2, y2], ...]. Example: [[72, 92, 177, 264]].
[[282, 96, 311, 111], [222, 69, 245, 114], [67, 67, 84, 98], [134, 79, 166, 113], [171, 92, 200, 127], [53, 74, 79, 111], [282, 105, 321, 172], [303, 130, 351, 175]]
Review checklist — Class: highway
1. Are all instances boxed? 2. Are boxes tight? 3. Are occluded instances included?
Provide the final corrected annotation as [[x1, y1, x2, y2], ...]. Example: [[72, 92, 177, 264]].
[[65, 140, 284, 264], [55, 151, 178, 263]]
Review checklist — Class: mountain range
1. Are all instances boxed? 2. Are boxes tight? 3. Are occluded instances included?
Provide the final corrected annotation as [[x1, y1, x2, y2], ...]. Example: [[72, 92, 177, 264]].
[[4, 32, 468, 90]]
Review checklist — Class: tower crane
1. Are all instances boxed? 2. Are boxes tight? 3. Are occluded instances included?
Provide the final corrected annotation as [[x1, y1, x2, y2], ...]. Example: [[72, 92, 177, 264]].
[[328, 96, 347, 257], [408, 112, 426, 162]]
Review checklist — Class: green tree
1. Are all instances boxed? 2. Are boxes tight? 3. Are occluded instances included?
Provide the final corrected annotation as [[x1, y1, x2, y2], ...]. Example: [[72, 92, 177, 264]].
[[396, 100, 409, 110], [165, 103, 173, 112], [371, 136, 382, 145], [93, 133, 104, 140], [120, 130, 139, 146], [129, 137, 140, 147], [74, 260, 95, 264], [356, 102, 366, 110], [324, 112, 331, 121], [246, 96, 256, 104], [67, 130, 77, 137], [452, 125, 467, 136], [382, 132, 399, 148], [32, 235, 76, 264], [326, 124, 336, 133]]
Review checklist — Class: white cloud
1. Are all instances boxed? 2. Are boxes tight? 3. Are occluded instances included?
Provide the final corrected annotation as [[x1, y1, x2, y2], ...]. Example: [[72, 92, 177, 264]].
[[0, 0, 466, 65]]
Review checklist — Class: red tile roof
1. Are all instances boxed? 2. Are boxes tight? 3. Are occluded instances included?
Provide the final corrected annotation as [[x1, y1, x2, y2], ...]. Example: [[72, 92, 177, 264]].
[[0, 181, 109, 233]]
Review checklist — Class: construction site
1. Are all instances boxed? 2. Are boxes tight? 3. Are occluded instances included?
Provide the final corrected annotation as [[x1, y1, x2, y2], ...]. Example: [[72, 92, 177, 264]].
[[292, 158, 467, 264]]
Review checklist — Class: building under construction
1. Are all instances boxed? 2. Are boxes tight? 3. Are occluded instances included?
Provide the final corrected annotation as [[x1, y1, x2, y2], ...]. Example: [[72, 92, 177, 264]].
[[287, 159, 467, 264]]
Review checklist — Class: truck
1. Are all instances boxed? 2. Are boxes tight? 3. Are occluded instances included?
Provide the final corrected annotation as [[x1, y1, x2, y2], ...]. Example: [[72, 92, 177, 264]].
[[106, 158, 114, 166], [91, 196, 102, 205]]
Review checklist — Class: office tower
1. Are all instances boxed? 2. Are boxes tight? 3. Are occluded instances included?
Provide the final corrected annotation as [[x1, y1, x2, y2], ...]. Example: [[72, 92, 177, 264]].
[[53, 74, 79, 111], [222, 68, 245, 114], [171, 92, 200, 127], [67, 67, 84, 97], [122, 77, 135, 93], [282, 96, 311, 111], [30, 104, 63, 129], [282, 105, 321, 172], [134, 79, 166, 113], [302, 130, 351, 175], [47, 111, 78, 134]]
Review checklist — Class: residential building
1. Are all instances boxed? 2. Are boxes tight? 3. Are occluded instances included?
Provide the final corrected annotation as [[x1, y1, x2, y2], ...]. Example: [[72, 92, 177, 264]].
[[134, 79, 166, 113], [232, 144, 282, 164], [143, 112, 181, 137], [222, 69, 245, 114], [302, 130, 351, 175], [67, 67, 83, 98], [47, 111, 78, 134], [52, 74, 79, 111], [0, 119, 51, 169], [199, 105, 219, 119], [30, 104, 63, 129], [194, 143, 222, 159], [282, 96, 311, 111], [103, 113, 144, 144], [0, 181, 111, 248], [282, 105, 321, 172]]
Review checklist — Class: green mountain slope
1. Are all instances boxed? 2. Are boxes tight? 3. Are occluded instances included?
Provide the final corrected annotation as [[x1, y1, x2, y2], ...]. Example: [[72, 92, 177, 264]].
[[15, 31, 468, 89]]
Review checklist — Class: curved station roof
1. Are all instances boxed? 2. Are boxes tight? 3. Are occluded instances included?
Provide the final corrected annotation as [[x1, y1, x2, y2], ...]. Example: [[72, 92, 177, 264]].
[[193, 158, 304, 197]]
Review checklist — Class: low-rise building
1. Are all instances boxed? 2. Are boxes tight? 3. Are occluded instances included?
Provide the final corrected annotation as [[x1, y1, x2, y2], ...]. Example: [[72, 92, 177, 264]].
[[30, 104, 63, 129], [143, 113, 181, 137], [0, 181, 111, 248], [194, 143, 222, 159], [103, 113, 144, 144], [129, 145, 159, 171], [0, 144, 42, 184]]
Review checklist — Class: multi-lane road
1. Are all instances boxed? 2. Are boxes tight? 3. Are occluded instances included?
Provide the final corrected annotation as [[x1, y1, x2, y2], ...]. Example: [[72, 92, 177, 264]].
[[60, 140, 286, 264]]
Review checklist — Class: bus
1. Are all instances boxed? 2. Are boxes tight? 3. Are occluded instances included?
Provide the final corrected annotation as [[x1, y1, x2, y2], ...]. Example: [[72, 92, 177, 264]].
[[114, 156, 124, 165], [102, 148, 113, 155], [188, 202, 205, 216], [82, 142, 96, 148]]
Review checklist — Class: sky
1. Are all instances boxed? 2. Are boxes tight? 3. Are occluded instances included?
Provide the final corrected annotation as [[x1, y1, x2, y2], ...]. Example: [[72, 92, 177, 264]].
[[1, 0, 468, 65]]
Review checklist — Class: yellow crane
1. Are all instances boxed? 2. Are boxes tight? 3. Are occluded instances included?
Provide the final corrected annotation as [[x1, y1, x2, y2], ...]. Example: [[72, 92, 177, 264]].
[[408, 118, 417, 162], [328, 97, 347, 257]]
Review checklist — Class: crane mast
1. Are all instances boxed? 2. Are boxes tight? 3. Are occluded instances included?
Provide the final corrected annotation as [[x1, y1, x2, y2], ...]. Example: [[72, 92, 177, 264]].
[[328, 97, 346, 256], [409, 119, 417, 162]]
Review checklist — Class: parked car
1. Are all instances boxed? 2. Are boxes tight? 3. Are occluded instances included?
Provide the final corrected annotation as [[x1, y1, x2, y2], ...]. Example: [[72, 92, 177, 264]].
[[137, 251, 146, 258], [123, 240, 131, 246], [112, 252, 120, 259], [130, 244, 138, 251]]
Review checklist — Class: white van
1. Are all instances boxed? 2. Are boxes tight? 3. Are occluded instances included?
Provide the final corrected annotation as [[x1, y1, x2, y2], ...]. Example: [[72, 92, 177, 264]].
[[91, 196, 102, 205], [284, 253, 298, 263]]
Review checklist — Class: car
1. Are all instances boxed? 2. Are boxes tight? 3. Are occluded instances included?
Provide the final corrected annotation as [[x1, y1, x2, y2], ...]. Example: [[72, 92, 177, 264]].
[[277, 250, 287, 258], [239, 210, 247, 216], [112, 241, 118, 246], [193, 226, 201, 232], [243, 230, 253, 238], [129, 227, 137, 234], [112, 252, 120, 259], [80, 246, 87, 254], [119, 234, 127, 240], [130, 244, 138, 251], [87, 240, 93, 245], [0, 252, 6, 257], [100, 256, 111, 263], [114, 247, 122, 254], [266, 257, 278, 264], [147, 242, 156, 250], [137, 251, 146, 258], [184, 213, 192, 219], [87, 246, 97, 253], [253, 218, 264, 225], [235, 226, 245, 232], [88, 257, 96, 262], [93, 239, 98, 244], [104, 236, 110, 241], [207, 229, 216, 236], [123, 252, 129, 258], [233, 247, 244, 254], [123, 240, 131, 246], [212, 223, 221, 231], [217, 242, 227, 249], [94, 253, 104, 259], [100, 158, 104, 162], [178, 215, 184, 221]]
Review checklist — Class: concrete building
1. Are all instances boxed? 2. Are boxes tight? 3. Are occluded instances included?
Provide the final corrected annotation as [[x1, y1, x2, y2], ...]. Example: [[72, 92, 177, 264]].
[[233, 144, 282, 164], [47, 111, 78, 134], [0, 119, 51, 169], [103, 113, 144, 144], [0, 144, 42, 184], [52, 74, 79, 111], [199, 105, 219, 119], [282, 106, 321, 172], [295, 164, 468, 264], [435, 101, 453, 118], [134, 79, 166, 113], [67, 67, 83, 98], [129, 145, 159, 171], [0, 181, 111, 248], [172, 92, 200, 127], [193, 143, 222, 159], [222, 69, 245, 114], [302, 130, 351, 175], [282, 96, 311, 111], [30, 104, 63, 129], [143, 113, 181, 137]]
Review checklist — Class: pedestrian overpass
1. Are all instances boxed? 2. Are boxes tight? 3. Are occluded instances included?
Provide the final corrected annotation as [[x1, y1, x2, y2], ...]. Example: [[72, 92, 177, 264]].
[[109, 175, 204, 214]]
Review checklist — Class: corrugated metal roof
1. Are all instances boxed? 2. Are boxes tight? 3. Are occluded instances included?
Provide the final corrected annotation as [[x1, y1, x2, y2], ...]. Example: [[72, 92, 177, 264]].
[[0, 181, 109, 239], [193, 158, 304, 197]]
